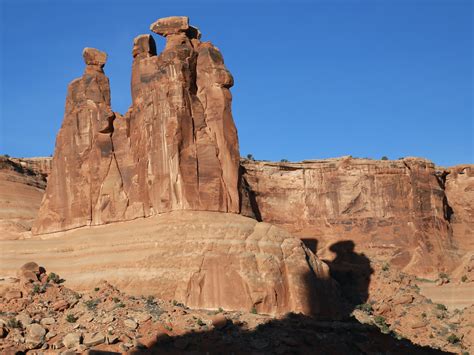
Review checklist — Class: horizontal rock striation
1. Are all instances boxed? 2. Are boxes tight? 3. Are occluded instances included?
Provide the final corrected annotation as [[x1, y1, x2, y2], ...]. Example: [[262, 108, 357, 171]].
[[32, 17, 240, 234], [0, 156, 48, 239], [241, 157, 472, 276], [3, 211, 342, 317]]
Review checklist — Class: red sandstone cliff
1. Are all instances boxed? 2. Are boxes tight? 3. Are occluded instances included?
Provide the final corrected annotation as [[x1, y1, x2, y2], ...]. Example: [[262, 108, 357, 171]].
[[0, 156, 48, 239], [241, 156, 473, 277]]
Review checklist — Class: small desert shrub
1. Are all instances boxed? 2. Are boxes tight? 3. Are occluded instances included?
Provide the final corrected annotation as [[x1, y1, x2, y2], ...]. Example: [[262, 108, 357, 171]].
[[171, 299, 184, 307], [94, 287, 100, 292], [250, 307, 258, 314], [47, 272, 60, 284], [280, 159, 289, 162], [146, 296, 157, 307], [113, 297, 120, 303], [421, 312, 427, 318], [32, 284, 41, 294], [7, 318, 21, 329], [461, 275, 468, 283], [84, 299, 99, 310], [436, 303, 447, 311], [447, 333, 460, 344], [356, 303, 373, 314], [246, 154, 254, 161], [381, 156, 388, 160], [163, 324, 172, 331], [66, 314, 77, 323], [382, 262, 390, 272], [116, 302, 125, 308], [196, 318, 205, 326], [439, 272, 449, 280], [374, 315, 390, 334]]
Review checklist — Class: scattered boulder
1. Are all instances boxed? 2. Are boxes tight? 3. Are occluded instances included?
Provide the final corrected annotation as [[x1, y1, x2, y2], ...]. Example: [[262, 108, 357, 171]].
[[53, 300, 69, 311], [106, 333, 119, 345], [211, 314, 227, 329], [124, 319, 138, 329], [16, 314, 32, 326], [83, 332, 105, 347], [392, 294, 414, 305], [62, 332, 82, 349], [25, 323, 46, 349], [40, 317, 55, 326]]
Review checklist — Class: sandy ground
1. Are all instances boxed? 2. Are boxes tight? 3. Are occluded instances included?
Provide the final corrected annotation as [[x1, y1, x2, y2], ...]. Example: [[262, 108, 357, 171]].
[[419, 282, 474, 311]]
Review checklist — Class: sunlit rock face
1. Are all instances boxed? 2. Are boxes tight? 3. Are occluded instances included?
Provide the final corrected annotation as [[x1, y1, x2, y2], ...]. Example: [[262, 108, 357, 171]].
[[33, 17, 240, 234], [240, 157, 471, 277]]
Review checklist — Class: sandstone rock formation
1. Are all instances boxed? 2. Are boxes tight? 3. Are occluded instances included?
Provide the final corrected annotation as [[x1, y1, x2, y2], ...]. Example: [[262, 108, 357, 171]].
[[4, 211, 341, 318], [444, 165, 474, 253], [240, 157, 470, 277], [0, 156, 49, 239], [33, 16, 240, 234]]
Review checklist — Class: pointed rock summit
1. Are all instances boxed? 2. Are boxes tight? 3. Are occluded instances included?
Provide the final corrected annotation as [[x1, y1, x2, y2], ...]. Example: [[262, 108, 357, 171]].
[[33, 16, 240, 234]]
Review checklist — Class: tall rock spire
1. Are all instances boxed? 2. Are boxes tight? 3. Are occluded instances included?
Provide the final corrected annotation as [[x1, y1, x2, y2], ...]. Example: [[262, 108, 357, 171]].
[[33, 16, 240, 234]]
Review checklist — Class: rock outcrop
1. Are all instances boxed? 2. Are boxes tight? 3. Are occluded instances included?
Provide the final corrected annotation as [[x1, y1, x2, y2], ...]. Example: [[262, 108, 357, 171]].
[[33, 16, 240, 234], [4, 211, 341, 318], [241, 157, 471, 277], [0, 156, 48, 239], [444, 165, 474, 253]]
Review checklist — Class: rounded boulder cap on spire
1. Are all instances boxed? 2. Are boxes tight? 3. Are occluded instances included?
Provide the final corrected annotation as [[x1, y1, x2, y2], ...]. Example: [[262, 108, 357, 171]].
[[150, 16, 189, 36], [132, 34, 157, 58], [82, 47, 107, 67]]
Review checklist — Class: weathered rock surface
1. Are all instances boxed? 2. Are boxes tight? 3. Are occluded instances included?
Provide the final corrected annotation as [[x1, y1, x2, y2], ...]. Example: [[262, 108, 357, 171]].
[[445, 165, 474, 253], [32, 16, 240, 235], [241, 157, 473, 277], [4, 211, 340, 317], [0, 156, 48, 239]]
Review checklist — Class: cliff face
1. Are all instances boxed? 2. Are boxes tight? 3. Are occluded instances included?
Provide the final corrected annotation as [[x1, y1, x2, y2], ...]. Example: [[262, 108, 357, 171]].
[[32, 17, 240, 235], [0, 157, 48, 239], [241, 157, 471, 276], [445, 165, 474, 253]]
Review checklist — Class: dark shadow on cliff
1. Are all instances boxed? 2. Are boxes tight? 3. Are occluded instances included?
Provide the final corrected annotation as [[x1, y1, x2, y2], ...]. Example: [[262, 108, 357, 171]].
[[323, 240, 374, 309], [238, 165, 262, 221]]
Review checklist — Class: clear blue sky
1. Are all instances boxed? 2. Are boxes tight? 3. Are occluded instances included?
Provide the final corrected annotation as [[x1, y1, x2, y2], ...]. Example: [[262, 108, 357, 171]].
[[1, 0, 472, 166]]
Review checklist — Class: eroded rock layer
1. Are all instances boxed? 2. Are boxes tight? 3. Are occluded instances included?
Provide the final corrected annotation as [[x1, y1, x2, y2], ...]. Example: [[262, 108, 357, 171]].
[[0, 157, 49, 239], [241, 157, 473, 277], [32, 17, 240, 234], [3, 211, 341, 317]]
